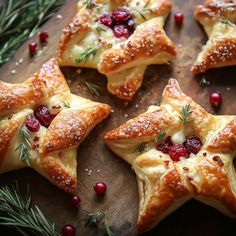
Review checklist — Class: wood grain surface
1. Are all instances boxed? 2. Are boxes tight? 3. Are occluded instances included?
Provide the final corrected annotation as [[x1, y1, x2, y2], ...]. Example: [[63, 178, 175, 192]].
[[0, 0, 236, 235]]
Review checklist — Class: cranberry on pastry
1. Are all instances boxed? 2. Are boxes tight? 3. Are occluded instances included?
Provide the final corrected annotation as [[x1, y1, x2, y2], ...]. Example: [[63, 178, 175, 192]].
[[104, 79, 236, 232], [58, 0, 177, 100], [0, 58, 111, 194]]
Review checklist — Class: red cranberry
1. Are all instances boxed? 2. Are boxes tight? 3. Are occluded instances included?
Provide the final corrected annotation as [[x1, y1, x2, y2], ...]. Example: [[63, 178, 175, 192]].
[[183, 136, 202, 154], [71, 196, 81, 207], [94, 182, 107, 194], [212, 155, 224, 167], [169, 144, 189, 162], [112, 8, 131, 23], [39, 31, 49, 44], [62, 225, 76, 236], [34, 105, 53, 128], [127, 19, 135, 32], [156, 137, 173, 154], [28, 42, 37, 56], [209, 92, 222, 107], [25, 116, 40, 132], [113, 25, 130, 38], [174, 12, 184, 24], [100, 14, 114, 28]]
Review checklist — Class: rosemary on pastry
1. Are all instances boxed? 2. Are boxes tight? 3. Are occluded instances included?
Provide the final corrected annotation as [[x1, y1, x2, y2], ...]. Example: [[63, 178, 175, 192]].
[[200, 77, 209, 87], [179, 104, 194, 125], [75, 47, 98, 64], [84, 0, 98, 9], [85, 211, 114, 236], [0, 0, 64, 66], [133, 142, 147, 153], [96, 25, 107, 34], [15, 126, 31, 166], [221, 19, 230, 24], [85, 82, 100, 96], [155, 131, 166, 143], [0, 183, 59, 236], [63, 100, 71, 108]]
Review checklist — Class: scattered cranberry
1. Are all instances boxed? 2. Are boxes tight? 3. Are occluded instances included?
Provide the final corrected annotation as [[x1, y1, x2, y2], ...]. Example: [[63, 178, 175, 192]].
[[174, 12, 184, 24], [34, 105, 53, 128], [100, 14, 114, 28], [62, 225, 76, 236], [71, 195, 81, 207], [183, 136, 202, 154], [127, 19, 135, 32], [112, 8, 131, 23], [169, 144, 189, 162], [94, 182, 107, 194], [209, 92, 222, 107], [25, 116, 40, 132], [28, 42, 37, 56], [39, 31, 49, 44], [113, 25, 130, 38], [156, 137, 173, 154]]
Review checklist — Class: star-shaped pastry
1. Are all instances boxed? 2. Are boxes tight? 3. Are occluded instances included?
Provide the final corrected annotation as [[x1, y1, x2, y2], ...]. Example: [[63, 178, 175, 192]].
[[58, 0, 176, 100], [0, 58, 111, 194], [192, 0, 236, 73], [104, 79, 236, 232]]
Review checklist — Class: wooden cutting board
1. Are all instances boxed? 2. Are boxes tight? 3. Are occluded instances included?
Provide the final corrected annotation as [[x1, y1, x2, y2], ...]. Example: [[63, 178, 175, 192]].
[[0, 0, 236, 235]]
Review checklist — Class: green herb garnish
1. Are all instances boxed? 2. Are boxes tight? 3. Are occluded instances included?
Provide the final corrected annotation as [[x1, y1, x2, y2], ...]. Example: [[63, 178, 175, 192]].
[[0, 183, 59, 236], [15, 126, 31, 166], [96, 25, 107, 34], [133, 143, 146, 153], [179, 104, 194, 125], [85, 211, 114, 236], [75, 47, 98, 64], [200, 77, 209, 87], [221, 19, 230, 24], [63, 100, 71, 108], [155, 131, 166, 143], [84, 0, 97, 9], [85, 81, 100, 96]]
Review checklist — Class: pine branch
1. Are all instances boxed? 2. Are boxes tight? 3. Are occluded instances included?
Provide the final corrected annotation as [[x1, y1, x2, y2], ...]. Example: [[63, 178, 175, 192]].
[[0, 183, 59, 236], [0, 0, 64, 66]]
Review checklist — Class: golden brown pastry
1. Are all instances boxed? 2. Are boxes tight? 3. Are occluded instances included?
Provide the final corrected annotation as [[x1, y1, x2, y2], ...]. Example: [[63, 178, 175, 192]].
[[192, 0, 236, 73], [0, 58, 111, 194], [104, 78, 236, 232], [58, 0, 177, 100]]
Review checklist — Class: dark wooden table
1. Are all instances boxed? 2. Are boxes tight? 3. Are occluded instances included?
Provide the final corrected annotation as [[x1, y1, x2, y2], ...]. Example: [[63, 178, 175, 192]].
[[0, 0, 236, 235]]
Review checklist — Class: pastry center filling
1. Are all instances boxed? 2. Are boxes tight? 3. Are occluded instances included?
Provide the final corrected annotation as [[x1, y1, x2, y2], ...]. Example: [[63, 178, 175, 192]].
[[99, 8, 135, 38], [156, 135, 202, 162]]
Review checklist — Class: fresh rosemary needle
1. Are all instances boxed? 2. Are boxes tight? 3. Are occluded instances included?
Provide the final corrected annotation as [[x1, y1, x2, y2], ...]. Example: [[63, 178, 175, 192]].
[[0, 183, 59, 236], [15, 126, 31, 166], [63, 100, 71, 108], [85, 211, 114, 236], [85, 82, 100, 96], [133, 142, 146, 153], [156, 131, 166, 143], [179, 104, 194, 125], [75, 47, 98, 64]]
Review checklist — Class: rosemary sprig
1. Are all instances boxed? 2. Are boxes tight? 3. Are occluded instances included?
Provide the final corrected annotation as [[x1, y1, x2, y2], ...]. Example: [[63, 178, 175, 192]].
[[63, 100, 71, 108], [221, 19, 230, 24], [96, 25, 107, 34], [15, 126, 31, 166], [85, 211, 114, 236], [155, 131, 166, 143], [75, 47, 98, 64], [134, 7, 154, 20], [0, 0, 64, 66], [179, 104, 194, 125], [0, 183, 59, 236], [133, 143, 146, 153], [200, 77, 209, 87], [85, 82, 100, 96], [84, 0, 98, 9]]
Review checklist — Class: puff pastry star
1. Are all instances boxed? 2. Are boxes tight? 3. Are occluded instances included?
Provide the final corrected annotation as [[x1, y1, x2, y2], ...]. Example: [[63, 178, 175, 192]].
[[0, 58, 111, 194], [105, 79, 236, 232], [58, 0, 176, 100], [192, 0, 236, 73]]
